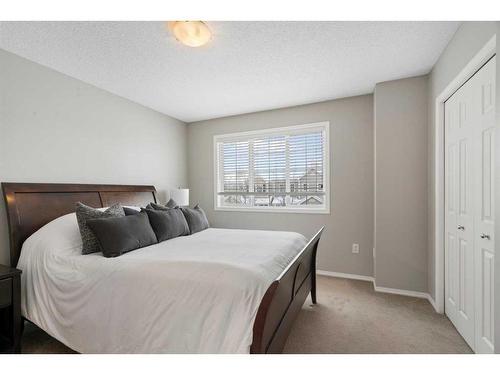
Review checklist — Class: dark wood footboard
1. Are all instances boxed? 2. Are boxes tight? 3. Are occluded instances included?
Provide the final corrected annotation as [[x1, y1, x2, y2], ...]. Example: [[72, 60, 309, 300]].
[[250, 227, 324, 354]]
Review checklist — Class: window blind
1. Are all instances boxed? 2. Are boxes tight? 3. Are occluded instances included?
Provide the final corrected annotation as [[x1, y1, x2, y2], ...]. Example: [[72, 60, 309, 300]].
[[215, 122, 329, 212]]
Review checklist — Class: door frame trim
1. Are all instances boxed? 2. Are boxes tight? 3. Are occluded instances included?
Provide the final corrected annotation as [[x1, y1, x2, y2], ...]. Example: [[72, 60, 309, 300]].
[[434, 35, 496, 314]]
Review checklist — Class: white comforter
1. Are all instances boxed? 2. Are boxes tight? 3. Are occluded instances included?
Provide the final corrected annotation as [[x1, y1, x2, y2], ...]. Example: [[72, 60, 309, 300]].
[[17, 213, 307, 353]]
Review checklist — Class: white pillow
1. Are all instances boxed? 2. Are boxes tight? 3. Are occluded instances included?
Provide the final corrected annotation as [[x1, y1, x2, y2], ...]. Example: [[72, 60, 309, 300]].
[[20, 206, 141, 264], [20, 213, 82, 261]]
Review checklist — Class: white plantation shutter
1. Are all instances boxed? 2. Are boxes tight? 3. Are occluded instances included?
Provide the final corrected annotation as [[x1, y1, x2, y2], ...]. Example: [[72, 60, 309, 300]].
[[221, 141, 249, 192], [215, 122, 329, 213], [253, 135, 287, 207], [289, 131, 324, 194]]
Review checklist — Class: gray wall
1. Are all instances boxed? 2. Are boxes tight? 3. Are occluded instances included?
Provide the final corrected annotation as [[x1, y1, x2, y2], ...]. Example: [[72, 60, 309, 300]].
[[374, 75, 428, 292], [0, 49, 188, 265], [495, 21, 500, 355], [187, 95, 374, 276], [427, 22, 497, 300]]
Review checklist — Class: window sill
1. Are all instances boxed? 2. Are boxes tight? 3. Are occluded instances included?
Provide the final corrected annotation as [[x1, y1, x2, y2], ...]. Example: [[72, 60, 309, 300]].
[[214, 206, 330, 214]]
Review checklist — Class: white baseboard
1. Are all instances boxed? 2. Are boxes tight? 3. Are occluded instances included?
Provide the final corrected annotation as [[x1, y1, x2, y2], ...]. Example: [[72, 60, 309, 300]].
[[317, 270, 440, 313], [373, 284, 429, 299], [426, 295, 440, 312], [316, 270, 374, 282]]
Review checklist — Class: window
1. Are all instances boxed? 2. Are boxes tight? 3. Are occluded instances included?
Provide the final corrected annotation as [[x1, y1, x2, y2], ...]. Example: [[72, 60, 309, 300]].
[[214, 122, 329, 213]]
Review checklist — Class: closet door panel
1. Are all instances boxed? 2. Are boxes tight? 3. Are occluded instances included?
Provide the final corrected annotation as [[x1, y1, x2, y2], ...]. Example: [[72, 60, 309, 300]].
[[473, 56, 495, 354], [444, 83, 475, 348], [445, 55, 495, 354]]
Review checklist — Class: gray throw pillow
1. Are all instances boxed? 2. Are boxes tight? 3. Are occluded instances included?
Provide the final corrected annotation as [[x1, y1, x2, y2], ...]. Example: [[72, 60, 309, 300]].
[[86, 211, 157, 258], [123, 206, 141, 215], [180, 204, 210, 234], [76, 202, 125, 254], [143, 208, 190, 242], [146, 199, 178, 210]]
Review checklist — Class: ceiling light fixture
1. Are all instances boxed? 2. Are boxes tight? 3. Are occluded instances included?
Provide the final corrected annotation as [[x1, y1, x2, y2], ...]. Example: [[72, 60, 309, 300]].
[[167, 21, 212, 48]]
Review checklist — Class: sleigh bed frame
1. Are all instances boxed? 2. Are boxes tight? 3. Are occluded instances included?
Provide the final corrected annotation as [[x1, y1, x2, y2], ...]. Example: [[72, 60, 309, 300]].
[[2, 182, 323, 354]]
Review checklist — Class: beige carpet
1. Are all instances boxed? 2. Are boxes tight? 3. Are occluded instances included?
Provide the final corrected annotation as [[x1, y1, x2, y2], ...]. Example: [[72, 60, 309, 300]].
[[283, 276, 472, 353], [21, 276, 472, 354]]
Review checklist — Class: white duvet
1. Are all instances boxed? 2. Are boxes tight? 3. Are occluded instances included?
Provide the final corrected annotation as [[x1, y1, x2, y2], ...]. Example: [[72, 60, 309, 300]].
[[17, 213, 307, 353]]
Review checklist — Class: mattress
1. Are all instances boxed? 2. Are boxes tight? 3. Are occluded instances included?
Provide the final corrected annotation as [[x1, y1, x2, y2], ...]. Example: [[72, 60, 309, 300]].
[[17, 212, 307, 353]]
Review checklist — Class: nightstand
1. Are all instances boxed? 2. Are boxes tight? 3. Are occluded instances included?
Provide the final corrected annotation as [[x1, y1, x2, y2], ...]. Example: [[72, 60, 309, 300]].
[[0, 264, 21, 354]]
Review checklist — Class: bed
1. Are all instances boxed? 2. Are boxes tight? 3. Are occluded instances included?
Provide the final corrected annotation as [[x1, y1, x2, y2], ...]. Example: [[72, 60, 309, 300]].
[[2, 182, 323, 354]]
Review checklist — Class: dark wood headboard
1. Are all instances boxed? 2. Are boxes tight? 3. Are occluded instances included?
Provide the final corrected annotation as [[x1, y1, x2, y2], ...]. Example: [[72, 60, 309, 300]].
[[1, 183, 157, 267]]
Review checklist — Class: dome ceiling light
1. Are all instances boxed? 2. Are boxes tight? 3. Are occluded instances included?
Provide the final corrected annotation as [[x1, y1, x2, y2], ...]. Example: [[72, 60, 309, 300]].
[[167, 21, 212, 47]]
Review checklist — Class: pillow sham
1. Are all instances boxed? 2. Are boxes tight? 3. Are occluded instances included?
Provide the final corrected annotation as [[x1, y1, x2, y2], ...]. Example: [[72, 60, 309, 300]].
[[86, 211, 157, 258], [146, 199, 178, 210], [180, 204, 210, 234], [143, 208, 189, 242], [123, 206, 141, 215], [76, 202, 125, 255]]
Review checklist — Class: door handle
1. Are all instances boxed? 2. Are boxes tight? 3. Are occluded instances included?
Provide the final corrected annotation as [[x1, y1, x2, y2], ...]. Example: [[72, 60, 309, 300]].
[[480, 233, 491, 240], [457, 225, 465, 231]]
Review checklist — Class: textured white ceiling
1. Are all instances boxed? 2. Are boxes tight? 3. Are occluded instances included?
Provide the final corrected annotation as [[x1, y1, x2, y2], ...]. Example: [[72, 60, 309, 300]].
[[0, 21, 459, 122]]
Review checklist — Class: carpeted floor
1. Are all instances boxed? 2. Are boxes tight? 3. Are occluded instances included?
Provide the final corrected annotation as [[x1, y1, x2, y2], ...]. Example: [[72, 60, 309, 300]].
[[20, 276, 472, 354], [283, 276, 472, 353]]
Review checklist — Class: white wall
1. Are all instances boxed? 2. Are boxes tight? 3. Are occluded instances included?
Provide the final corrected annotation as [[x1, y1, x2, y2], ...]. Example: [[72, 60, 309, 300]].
[[374, 75, 429, 292], [427, 22, 497, 300], [0, 49, 188, 265], [188, 95, 374, 276]]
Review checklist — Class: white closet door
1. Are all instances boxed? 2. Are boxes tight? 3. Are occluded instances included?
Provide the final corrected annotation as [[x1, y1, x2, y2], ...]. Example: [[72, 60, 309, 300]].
[[445, 56, 496, 354], [473, 56, 495, 354], [444, 75, 476, 349]]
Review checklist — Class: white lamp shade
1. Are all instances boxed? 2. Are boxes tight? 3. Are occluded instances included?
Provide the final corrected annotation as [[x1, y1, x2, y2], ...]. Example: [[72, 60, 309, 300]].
[[170, 188, 189, 206]]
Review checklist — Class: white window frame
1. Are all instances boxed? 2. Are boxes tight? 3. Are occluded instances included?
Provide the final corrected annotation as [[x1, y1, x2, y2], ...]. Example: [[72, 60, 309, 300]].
[[213, 121, 330, 214]]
